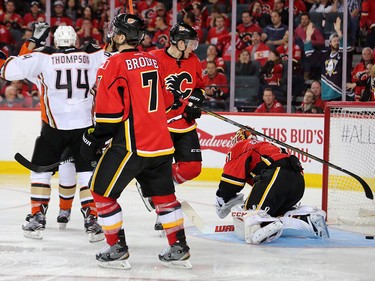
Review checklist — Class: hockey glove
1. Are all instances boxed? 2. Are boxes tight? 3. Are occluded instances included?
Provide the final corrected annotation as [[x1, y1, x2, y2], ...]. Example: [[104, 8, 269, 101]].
[[29, 22, 50, 48], [80, 129, 103, 164], [182, 105, 201, 122], [215, 193, 244, 219]]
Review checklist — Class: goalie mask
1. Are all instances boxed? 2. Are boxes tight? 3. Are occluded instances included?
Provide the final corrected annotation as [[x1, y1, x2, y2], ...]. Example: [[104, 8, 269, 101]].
[[54, 26, 76, 47], [112, 13, 146, 46], [231, 129, 257, 146]]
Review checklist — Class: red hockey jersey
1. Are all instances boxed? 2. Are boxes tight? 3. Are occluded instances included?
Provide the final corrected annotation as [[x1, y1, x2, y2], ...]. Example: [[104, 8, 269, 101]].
[[150, 48, 205, 133], [95, 49, 175, 157]]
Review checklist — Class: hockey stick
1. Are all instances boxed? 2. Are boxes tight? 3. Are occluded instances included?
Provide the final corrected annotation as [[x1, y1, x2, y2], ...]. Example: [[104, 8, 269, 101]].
[[181, 201, 235, 234], [14, 148, 74, 173], [183, 101, 374, 200]]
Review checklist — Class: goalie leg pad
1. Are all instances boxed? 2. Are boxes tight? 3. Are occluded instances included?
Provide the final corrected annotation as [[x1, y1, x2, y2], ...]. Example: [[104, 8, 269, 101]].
[[283, 205, 329, 238], [244, 209, 283, 244], [231, 204, 247, 241]]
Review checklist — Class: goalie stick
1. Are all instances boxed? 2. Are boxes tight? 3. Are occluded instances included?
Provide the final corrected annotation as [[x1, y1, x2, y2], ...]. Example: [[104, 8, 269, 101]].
[[181, 201, 235, 234], [182, 101, 374, 200], [14, 148, 74, 173]]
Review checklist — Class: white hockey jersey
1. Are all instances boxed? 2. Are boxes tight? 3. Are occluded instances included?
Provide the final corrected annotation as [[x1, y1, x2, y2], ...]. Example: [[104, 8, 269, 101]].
[[0, 44, 111, 130]]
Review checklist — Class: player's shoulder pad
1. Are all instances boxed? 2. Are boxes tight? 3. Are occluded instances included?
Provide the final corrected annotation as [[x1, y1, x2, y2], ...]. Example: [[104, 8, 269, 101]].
[[81, 43, 103, 54], [35, 46, 55, 54]]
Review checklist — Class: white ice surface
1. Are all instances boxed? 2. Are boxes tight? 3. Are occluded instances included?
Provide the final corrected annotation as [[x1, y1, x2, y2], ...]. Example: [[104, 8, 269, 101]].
[[0, 174, 374, 281]]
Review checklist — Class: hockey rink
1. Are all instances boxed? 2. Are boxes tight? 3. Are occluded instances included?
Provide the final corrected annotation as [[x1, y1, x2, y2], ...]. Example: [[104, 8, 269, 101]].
[[0, 174, 374, 281]]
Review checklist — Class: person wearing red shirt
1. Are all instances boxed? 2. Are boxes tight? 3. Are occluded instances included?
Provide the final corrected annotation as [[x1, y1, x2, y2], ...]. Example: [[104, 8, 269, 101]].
[[294, 12, 325, 49], [255, 87, 285, 113], [0, 0, 23, 30], [201, 44, 225, 75], [245, 31, 270, 67], [203, 60, 229, 110], [51, 1, 73, 31], [360, 0, 375, 48], [147, 2, 172, 32], [152, 16, 170, 48], [206, 14, 229, 45], [310, 80, 326, 110], [237, 10, 263, 47], [23, 1, 46, 30], [76, 6, 99, 31], [137, 0, 158, 25]]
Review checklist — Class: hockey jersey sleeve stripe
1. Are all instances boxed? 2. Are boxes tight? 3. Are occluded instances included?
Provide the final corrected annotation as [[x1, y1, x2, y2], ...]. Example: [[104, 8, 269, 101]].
[[0, 57, 15, 79], [137, 147, 175, 157], [95, 112, 123, 123], [221, 174, 246, 187]]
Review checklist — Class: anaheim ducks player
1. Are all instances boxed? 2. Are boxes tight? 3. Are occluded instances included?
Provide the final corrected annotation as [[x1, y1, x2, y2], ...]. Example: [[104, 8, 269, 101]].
[[0, 23, 111, 242], [215, 129, 330, 244]]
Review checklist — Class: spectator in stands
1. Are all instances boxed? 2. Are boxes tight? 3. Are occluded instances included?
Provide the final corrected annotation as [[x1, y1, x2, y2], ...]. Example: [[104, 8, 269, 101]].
[[360, 0, 375, 49], [255, 87, 285, 113], [359, 64, 375, 101], [138, 32, 157, 52], [0, 0, 23, 45], [137, 0, 158, 25], [259, 49, 285, 103], [236, 11, 262, 48], [51, 1, 73, 31], [310, 80, 326, 110], [152, 15, 170, 48], [183, 11, 204, 43], [77, 19, 102, 47], [349, 47, 374, 101], [147, 2, 172, 32], [188, 1, 208, 30], [295, 89, 324, 113], [201, 44, 225, 75], [203, 61, 229, 110], [332, 0, 361, 46], [273, 0, 288, 25], [249, 0, 269, 28], [206, 4, 230, 30], [76, 6, 99, 32], [217, 32, 245, 62], [309, 0, 333, 13], [294, 12, 325, 49], [261, 10, 288, 49], [235, 49, 258, 76], [22, 1, 46, 30], [305, 17, 354, 101], [276, 31, 302, 69], [65, 0, 82, 24], [0, 85, 26, 108], [347, 61, 374, 101], [245, 31, 270, 67], [0, 23, 14, 52], [206, 14, 229, 45], [284, 0, 306, 16], [259, 0, 274, 16]]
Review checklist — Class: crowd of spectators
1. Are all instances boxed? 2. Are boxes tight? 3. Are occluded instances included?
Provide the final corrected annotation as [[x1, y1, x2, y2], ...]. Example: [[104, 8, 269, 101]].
[[0, 0, 374, 111]]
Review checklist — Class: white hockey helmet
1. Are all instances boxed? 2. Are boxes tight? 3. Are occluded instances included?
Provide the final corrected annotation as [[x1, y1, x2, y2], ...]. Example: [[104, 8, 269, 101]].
[[54, 26, 77, 47]]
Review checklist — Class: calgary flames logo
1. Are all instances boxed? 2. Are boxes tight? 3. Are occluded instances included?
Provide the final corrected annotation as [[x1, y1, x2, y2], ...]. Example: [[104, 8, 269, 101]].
[[165, 72, 193, 99]]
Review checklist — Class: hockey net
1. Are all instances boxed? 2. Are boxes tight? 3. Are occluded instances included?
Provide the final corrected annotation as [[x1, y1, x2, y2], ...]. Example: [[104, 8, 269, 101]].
[[322, 102, 375, 231]]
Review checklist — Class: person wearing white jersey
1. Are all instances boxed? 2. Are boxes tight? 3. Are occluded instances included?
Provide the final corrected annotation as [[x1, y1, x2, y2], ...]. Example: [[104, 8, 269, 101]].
[[0, 23, 111, 241]]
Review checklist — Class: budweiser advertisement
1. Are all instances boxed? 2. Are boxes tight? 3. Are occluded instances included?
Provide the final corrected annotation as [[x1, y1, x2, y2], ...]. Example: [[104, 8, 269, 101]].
[[196, 113, 324, 175]]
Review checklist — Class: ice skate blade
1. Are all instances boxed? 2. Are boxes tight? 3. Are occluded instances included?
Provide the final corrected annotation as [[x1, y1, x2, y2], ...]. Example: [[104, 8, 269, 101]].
[[89, 232, 105, 243], [23, 229, 43, 239], [160, 259, 192, 269], [97, 259, 131, 270], [58, 223, 67, 230]]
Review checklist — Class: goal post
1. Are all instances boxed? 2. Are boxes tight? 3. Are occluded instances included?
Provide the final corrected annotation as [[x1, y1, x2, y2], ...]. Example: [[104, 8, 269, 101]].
[[322, 102, 375, 228]]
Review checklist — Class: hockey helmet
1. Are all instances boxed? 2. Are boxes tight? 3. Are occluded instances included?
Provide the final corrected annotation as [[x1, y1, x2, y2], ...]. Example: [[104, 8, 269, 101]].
[[231, 129, 257, 146], [54, 26, 76, 47], [112, 13, 146, 45], [170, 22, 198, 48]]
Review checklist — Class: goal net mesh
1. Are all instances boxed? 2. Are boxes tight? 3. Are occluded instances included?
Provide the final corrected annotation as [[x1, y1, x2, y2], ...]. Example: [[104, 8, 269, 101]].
[[323, 103, 375, 228]]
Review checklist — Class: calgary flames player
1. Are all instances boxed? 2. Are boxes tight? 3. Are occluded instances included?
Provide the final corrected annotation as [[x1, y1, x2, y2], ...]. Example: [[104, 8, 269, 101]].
[[215, 129, 329, 244]]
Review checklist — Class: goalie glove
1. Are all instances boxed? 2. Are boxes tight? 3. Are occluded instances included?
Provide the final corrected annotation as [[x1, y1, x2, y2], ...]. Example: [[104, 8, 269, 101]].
[[29, 22, 51, 48], [80, 128, 104, 165], [215, 193, 244, 219]]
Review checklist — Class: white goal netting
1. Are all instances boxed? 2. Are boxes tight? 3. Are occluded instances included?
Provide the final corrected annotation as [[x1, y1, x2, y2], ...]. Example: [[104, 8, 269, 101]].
[[323, 103, 375, 229]]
